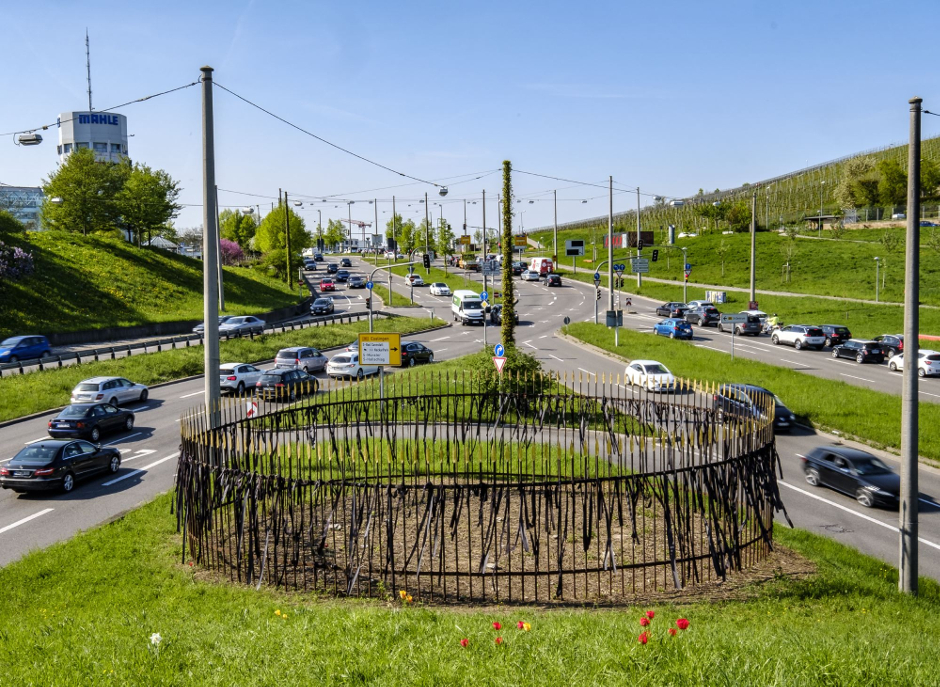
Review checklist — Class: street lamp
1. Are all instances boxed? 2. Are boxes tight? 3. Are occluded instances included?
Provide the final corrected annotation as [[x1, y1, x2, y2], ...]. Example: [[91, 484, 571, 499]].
[[874, 257, 881, 302]]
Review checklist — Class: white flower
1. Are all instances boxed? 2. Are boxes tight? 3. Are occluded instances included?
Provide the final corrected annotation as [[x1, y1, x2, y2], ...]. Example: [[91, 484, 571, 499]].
[[150, 633, 162, 646]]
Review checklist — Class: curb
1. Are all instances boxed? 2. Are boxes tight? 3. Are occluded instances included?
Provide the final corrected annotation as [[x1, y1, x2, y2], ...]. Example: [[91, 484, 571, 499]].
[[0, 319, 452, 431]]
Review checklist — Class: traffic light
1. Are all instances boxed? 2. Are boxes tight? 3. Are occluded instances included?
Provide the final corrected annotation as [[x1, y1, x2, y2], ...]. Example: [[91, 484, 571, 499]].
[[365, 297, 371, 308], [422, 253, 431, 269], [651, 249, 659, 262], [637, 239, 644, 251], [596, 288, 602, 301]]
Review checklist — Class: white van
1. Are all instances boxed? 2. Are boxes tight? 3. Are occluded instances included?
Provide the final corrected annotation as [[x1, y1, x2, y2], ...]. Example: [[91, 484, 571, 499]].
[[452, 290, 485, 325]]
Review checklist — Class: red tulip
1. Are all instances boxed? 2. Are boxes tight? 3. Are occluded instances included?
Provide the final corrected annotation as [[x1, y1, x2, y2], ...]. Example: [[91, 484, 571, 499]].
[[493, 622, 502, 630], [676, 618, 690, 630], [668, 628, 677, 637], [640, 617, 650, 627], [517, 621, 525, 629], [495, 637, 503, 645], [638, 631, 649, 645], [460, 638, 469, 648], [645, 610, 655, 619]]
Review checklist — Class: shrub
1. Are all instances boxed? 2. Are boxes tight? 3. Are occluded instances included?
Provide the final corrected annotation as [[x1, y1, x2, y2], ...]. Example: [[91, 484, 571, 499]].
[[0, 241, 34, 282], [219, 238, 244, 265]]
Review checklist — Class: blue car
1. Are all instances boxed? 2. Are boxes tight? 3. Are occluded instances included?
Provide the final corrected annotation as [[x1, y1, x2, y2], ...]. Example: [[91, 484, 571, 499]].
[[0, 335, 51, 364], [653, 319, 693, 340]]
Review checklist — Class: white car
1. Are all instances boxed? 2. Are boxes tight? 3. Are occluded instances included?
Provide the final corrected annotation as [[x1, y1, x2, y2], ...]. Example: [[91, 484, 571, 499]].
[[771, 325, 826, 350], [70, 376, 149, 406], [219, 362, 264, 395], [686, 300, 715, 310], [326, 352, 379, 380], [887, 349, 940, 377], [521, 270, 541, 282], [624, 360, 677, 392], [677, 232, 698, 239], [218, 316, 266, 335], [384, 251, 396, 259], [891, 213, 906, 220], [405, 274, 425, 287], [430, 282, 451, 296]]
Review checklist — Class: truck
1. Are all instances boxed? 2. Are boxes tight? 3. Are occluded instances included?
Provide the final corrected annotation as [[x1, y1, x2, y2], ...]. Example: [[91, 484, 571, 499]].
[[451, 290, 485, 325], [528, 257, 554, 276]]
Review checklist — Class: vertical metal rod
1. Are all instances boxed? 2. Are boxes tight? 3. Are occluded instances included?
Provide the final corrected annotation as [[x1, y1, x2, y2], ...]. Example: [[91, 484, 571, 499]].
[[200, 66, 221, 427], [899, 96, 922, 595], [553, 189, 558, 264], [636, 187, 642, 288], [608, 176, 614, 312], [749, 193, 757, 304]]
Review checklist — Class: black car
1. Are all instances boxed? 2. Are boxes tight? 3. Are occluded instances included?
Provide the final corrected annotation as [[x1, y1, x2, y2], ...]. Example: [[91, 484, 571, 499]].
[[546, 274, 562, 287], [655, 302, 688, 318], [873, 334, 904, 358], [314, 253, 324, 262], [819, 324, 851, 347], [335, 270, 350, 283], [310, 298, 335, 316], [303, 260, 317, 271], [802, 446, 900, 508], [489, 304, 519, 325], [511, 261, 526, 276], [327, 263, 339, 274], [401, 341, 434, 367], [348, 276, 365, 289], [47, 403, 135, 442], [831, 339, 884, 364], [713, 383, 795, 434], [685, 306, 720, 326], [255, 369, 319, 401], [0, 440, 122, 493], [340, 258, 353, 267]]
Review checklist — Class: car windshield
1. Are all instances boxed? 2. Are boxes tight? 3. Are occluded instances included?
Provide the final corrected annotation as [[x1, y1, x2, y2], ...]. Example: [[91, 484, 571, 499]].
[[853, 457, 892, 475], [833, 327, 849, 334], [13, 444, 60, 465], [314, 299, 330, 306], [1, 337, 23, 347], [643, 364, 669, 375], [434, 283, 447, 288], [76, 383, 99, 391], [59, 406, 92, 418], [464, 302, 482, 310], [226, 318, 245, 325], [259, 373, 284, 383]]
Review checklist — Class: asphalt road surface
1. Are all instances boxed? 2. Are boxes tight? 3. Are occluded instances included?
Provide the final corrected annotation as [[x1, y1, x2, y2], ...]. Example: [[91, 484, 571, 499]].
[[1, 255, 938, 584]]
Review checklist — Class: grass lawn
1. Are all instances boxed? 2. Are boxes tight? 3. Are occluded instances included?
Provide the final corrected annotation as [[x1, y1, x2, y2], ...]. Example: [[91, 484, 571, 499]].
[[564, 322, 940, 464], [1, 490, 938, 685], [0, 317, 440, 424], [1, 231, 303, 340]]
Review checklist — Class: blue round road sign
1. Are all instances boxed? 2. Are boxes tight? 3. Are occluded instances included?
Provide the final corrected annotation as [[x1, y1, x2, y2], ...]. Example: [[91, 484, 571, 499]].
[[593, 272, 600, 281], [494, 343, 504, 357], [685, 263, 692, 270], [366, 281, 374, 289], [480, 291, 489, 301]]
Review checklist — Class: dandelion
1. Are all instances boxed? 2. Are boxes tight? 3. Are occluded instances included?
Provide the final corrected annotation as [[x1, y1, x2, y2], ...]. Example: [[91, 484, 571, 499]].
[[493, 622, 502, 630], [282, 614, 288, 620], [460, 638, 469, 648], [275, 609, 281, 616]]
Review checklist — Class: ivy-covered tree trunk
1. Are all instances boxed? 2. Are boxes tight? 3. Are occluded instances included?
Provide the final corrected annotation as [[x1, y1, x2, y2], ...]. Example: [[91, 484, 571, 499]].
[[500, 160, 516, 348]]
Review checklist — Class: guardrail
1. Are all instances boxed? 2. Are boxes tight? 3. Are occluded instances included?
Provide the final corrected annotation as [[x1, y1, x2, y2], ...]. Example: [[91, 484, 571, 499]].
[[0, 310, 395, 379]]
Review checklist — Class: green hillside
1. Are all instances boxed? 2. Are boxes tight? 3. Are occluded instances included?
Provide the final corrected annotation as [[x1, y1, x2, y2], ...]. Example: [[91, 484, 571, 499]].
[[0, 231, 300, 339]]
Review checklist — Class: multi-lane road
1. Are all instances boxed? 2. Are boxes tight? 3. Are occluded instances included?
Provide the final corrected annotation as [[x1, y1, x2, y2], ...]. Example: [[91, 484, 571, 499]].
[[2, 255, 939, 583]]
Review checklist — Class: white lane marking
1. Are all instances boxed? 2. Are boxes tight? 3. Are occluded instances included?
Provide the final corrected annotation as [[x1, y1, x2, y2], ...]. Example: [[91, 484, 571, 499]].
[[549, 354, 563, 362], [539, 335, 548, 339], [431, 336, 450, 341], [0, 508, 55, 535], [779, 481, 940, 552], [523, 342, 537, 349], [577, 368, 592, 374], [179, 390, 205, 399], [436, 348, 449, 353], [23, 437, 48, 445], [833, 360, 858, 367], [102, 453, 179, 487], [124, 449, 157, 463], [841, 373, 876, 383], [695, 345, 723, 352], [919, 391, 940, 399], [780, 359, 810, 368], [104, 432, 141, 446]]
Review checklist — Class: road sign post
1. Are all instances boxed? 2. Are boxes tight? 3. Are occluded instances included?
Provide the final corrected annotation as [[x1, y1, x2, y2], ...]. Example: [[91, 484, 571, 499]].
[[366, 281, 375, 332], [593, 272, 601, 324]]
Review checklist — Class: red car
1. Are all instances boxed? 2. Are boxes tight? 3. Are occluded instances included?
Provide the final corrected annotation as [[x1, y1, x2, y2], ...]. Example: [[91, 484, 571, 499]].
[[319, 278, 335, 292]]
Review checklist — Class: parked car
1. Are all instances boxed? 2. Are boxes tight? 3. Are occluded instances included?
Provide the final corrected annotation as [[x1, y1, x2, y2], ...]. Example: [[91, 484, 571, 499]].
[[655, 302, 688, 318], [624, 360, 677, 392], [219, 316, 266, 336], [0, 440, 122, 494], [0, 335, 51, 364], [771, 325, 826, 350], [348, 276, 365, 289], [219, 362, 263, 395], [327, 263, 339, 274], [713, 383, 796, 433], [820, 325, 852, 348], [255, 369, 319, 401], [326, 352, 378, 380], [546, 274, 562, 287], [47, 403, 135, 442], [801, 446, 899, 508], [405, 274, 425, 287], [193, 316, 235, 334], [831, 339, 884, 364], [677, 232, 698, 239], [891, 213, 906, 220], [310, 298, 335, 316], [340, 258, 353, 267], [887, 349, 940, 377], [319, 278, 336, 292], [401, 341, 434, 367], [873, 334, 904, 358], [489, 304, 518, 325], [685, 306, 720, 326], [70, 377, 149, 406], [521, 270, 541, 282], [653, 318, 693, 340], [430, 282, 452, 296], [275, 346, 328, 373]]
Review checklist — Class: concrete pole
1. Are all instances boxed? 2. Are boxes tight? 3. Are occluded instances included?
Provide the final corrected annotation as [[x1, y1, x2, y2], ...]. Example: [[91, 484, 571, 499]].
[[284, 192, 292, 285], [425, 192, 430, 269], [482, 189, 487, 295], [374, 200, 378, 258], [608, 176, 614, 313], [899, 96, 922, 595], [749, 192, 757, 304], [636, 187, 642, 288], [200, 66, 221, 425], [553, 189, 558, 265]]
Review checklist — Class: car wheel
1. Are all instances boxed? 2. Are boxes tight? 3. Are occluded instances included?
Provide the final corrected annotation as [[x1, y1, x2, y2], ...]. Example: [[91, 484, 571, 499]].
[[856, 488, 874, 508], [124, 416, 134, 431], [289, 390, 296, 402], [856, 354, 864, 364], [428, 353, 434, 363], [41, 351, 52, 359], [109, 397, 119, 407], [236, 382, 245, 396], [139, 389, 149, 403], [771, 336, 779, 345], [62, 472, 75, 493], [669, 332, 676, 339], [108, 455, 120, 474], [918, 368, 926, 378], [805, 468, 821, 487], [825, 338, 832, 348], [794, 340, 803, 351], [889, 362, 897, 371], [8, 355, 17, 363], [408, 357, 416, 368], [356, 369, 364, 380], [718, 324, 724, 333], [90, 426, 101, 442], [831, 349, 839, 358]]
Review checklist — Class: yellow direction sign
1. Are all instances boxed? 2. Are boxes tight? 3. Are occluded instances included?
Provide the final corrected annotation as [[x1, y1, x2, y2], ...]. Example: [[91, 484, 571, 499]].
[[358, 332, 402, 366], [514, 234, 528, 247], [460, 235, 472, 245]]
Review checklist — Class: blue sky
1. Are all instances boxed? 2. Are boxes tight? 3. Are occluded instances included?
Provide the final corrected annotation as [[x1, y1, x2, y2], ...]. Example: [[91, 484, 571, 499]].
[[2, 0, 937, 233]]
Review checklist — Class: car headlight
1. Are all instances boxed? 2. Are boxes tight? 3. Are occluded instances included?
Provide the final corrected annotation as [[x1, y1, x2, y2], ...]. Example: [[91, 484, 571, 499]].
[[789, 414, 796, 421]]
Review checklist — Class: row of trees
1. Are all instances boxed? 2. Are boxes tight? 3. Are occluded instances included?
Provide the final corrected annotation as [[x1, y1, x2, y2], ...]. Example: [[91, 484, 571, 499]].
[[835, 156, 940, 209], [384, 214, 457, 255]]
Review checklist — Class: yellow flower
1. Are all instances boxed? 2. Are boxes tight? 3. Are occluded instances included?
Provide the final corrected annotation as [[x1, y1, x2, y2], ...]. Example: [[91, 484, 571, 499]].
[[523, 622, 531, 632], [399, 590, 408, 599], [282, 614, 288, 619], [275, 609, 281, 616], [406, 595, 413, 604]]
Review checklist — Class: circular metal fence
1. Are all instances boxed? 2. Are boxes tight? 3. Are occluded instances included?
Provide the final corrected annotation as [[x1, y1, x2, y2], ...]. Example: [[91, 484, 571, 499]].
[[175, 371, 788, 604]]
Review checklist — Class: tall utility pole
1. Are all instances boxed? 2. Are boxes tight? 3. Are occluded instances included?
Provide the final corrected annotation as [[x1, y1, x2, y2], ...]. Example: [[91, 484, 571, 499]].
[[375, 199, 379, 256], [636, 187, 642, 288], [608, 176, 614, 312], [900, 96, 922, 595], [553, 189, 558, 264], [424, 192, 430, 260], [749, 192, 757, 304], [200, 66, 221, 423], [214, 185, 225, 311], [283, 191, 292, 284], [482, 189, 487, 294]]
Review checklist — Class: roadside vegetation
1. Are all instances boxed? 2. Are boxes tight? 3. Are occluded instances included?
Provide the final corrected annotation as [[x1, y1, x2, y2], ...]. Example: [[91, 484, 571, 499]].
[[0, 490, 937, 684], [564, 323, 940, 464], [0, 317, 440, 424]]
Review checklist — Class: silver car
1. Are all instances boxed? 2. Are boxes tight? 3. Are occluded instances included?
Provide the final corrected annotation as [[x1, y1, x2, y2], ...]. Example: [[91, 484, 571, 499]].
[[193, 315, 235, 334], [274, 347, 328, 373], [70, 377, 149, 406], [218, 316, 266, 335], [219, 363, 264, 395]]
